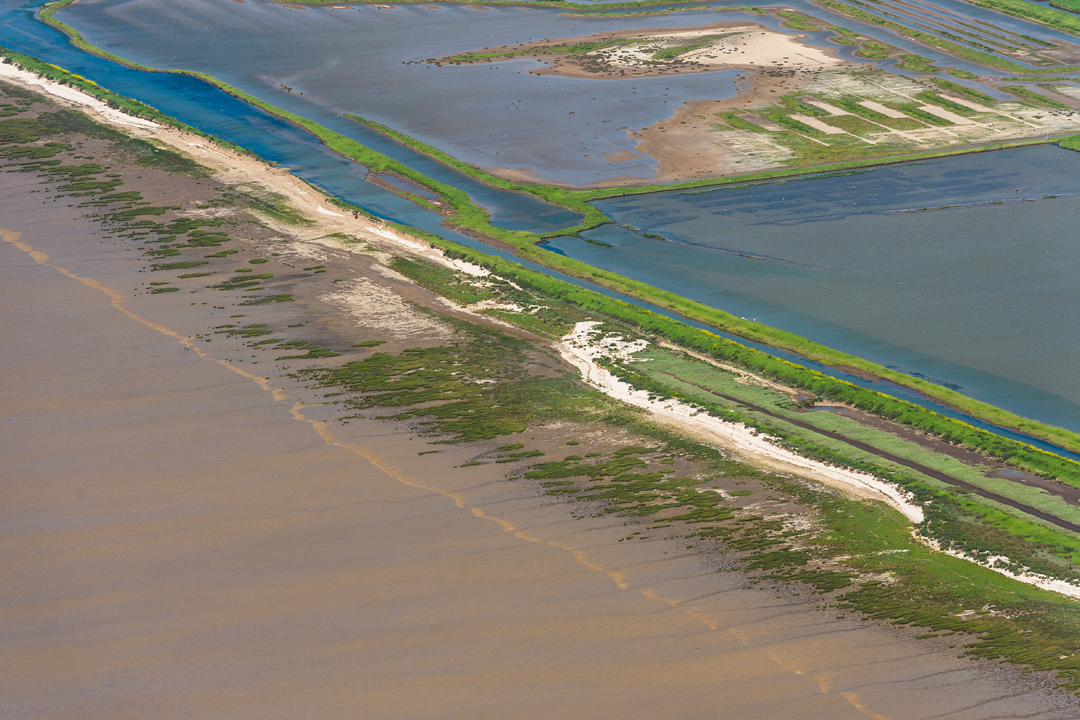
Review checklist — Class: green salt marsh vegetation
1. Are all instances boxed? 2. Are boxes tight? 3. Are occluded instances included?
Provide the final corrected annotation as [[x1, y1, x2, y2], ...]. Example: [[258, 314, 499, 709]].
[[16, 40, 1080, 457], [293, 302, 1080, 691], [13, 51, 1080, 685], [297, 322, 568, 443]]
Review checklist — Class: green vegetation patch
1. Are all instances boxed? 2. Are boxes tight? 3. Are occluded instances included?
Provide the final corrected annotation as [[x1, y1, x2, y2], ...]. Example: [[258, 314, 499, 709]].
[[389, 256, 494, 306], [111, 137, 211, 178], [239, 293, 294, 305], [300, 324, 589, 443], [151, 261, 208, 272], [1001, 85, 1070, 108], [1060, 134, 1080, 151]]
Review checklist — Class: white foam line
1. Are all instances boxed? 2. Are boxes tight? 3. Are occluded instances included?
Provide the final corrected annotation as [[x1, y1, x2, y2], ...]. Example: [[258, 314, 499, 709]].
[[922, 536, 1080, 600]]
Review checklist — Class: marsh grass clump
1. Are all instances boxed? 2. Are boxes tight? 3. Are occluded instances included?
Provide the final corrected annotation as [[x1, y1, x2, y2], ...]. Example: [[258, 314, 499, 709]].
[[273, 340, 340, 360], [111, 137, 211, 177], [239, 293, 294, 305], [151, 261, 208, 272], [211, 273, 273, 291], [217, 323, 273, 339], [389, 256, 494, 306], [300, 325, 586, 443]]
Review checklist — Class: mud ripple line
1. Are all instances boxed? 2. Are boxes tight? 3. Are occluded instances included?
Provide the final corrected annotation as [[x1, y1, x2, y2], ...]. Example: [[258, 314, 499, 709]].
[[2, 228, 799, 655], [0, 226, 645, 605], [841, 691, 896, 720], [0, 229, 286, 401]]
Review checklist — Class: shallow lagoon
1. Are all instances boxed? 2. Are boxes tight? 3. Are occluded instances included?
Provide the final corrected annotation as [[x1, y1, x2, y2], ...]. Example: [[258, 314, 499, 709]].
[[56, 0, 1068, 186], [9, 0, 1080, 434]]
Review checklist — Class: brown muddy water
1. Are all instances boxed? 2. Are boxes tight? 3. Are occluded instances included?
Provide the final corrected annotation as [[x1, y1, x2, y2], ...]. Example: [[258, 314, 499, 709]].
[[1, 175, 1077, 719]]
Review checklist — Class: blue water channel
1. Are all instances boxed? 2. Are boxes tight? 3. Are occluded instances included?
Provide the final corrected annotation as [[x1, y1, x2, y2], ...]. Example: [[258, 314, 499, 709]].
[[3, 0, 1080, 457]]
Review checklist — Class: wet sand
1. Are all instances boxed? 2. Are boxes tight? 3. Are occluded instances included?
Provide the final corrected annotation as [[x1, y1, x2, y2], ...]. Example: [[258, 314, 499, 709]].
[[2, 98, 1078, 719]]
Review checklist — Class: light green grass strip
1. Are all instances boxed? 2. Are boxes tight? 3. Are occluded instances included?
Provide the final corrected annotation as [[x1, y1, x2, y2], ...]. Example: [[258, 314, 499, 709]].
[[816, 0, 1079, 74]]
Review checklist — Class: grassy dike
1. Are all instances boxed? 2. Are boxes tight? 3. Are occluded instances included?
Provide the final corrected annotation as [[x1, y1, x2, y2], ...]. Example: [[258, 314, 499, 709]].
[[31, 4, 1080, 458], [287, 0, 1080, 74], [965, 0, 1080, 38], [0, 47, 255, 158]]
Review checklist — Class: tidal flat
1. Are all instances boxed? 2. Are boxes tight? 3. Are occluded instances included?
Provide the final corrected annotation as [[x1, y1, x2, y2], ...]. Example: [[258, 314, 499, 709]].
[[5, 80, 1080, 718]]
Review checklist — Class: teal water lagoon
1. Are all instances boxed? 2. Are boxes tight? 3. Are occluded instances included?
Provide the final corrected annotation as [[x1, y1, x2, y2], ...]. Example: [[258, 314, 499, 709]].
[[548, 145, 1080, 431]]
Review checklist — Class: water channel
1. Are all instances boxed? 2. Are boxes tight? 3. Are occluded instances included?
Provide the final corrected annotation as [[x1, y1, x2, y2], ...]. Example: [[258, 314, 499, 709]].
[[4, 0, 1080, 446]]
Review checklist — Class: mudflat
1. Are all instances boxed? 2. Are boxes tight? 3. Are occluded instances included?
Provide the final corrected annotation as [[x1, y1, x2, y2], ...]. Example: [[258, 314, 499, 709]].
[[2, 82, 1077, 719]]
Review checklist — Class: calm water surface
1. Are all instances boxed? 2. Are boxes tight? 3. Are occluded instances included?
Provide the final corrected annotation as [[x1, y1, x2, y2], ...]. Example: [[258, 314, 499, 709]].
[[58, 0, 1079, 186], [548, 146, 1080, 430], [6, 0, 1080, 436]]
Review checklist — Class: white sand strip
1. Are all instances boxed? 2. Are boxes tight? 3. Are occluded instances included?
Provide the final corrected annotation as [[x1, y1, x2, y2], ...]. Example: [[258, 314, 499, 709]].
[[790, 114, 847, 134], [917, 105, 974, 125], [557, 323, 1080, 602], [804, 99, 849, 116], [556, 322, 925, 523], [0, 61, 158, 129], [859, 100, 909, 119], [922, 537, 1080, 600]]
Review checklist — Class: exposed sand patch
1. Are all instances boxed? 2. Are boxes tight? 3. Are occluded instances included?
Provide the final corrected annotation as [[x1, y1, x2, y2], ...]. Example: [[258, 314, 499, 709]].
[[917, 104, 974, 125], [789, 113, 847, 134], [439, 22, 844, 80], [321, 277, 452, 340], [657, 28, 841, 70], [602, 149, 643, 163], [558, 322, 924, 523], [859, 100, 908, 118], [632, 69, 1080, 182], [803, 98, 848, 115]]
